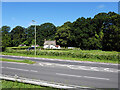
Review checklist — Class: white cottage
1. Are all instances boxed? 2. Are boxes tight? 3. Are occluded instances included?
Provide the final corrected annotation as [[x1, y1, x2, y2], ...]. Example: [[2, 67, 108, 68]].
[[43, 40, 60, 49]]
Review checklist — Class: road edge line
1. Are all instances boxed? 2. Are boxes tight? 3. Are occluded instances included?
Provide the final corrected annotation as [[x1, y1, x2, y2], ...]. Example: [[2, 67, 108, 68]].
[[0, 74, 91, 89]]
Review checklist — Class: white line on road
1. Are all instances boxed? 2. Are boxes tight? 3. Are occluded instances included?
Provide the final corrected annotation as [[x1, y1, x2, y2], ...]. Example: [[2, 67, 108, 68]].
[[6, 67, 29, 71], [90, 67, 100, 71], [1, 61, 119, 73], [56, 73, 82, 77], [0, 74, 90, 89], [2, 61, 29, 65], [56, 73, 110, 80], [2, 67, 38, 73], [104, 68, 110, 71], [37, 62, 118, 73], [83, 76, 110, 80], [30, 70, 38, 72]]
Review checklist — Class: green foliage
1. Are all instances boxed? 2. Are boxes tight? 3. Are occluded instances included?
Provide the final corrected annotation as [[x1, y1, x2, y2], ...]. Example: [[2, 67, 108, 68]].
[[7, 46, 42, 50], [21, 40, 29, 46], [1, 46, 6, 52], [11, 26, 26, 47], [1, 12, 120, 51], [25, 23, 56, 46], [5, 48, 119, 62], [87, 37, 102, 50], [36, 23, 57, 46], [1, 80, 57, 89], [102, 25, 120, 51], [1, 26, 12, 47], [7, 46, 30, 50], [25, 25, 35, 45], [1, 58, 35, 64], [31, 39, 35, 45], [55, 21, 76, 47]]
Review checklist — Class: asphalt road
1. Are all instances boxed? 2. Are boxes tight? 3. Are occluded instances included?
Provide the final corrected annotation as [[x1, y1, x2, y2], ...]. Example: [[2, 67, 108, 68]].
[[0, 55, 119, 89], [1, 55, 119, 69]]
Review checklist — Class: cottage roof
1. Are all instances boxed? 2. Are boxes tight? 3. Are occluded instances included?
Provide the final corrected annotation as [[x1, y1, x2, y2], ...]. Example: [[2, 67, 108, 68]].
[[44, 40, 56, 45]]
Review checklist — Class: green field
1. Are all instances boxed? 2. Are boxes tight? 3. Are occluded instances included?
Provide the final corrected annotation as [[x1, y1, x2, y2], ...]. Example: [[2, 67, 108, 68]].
[[3, 47, 120, 64], [1, 80, 58, 89]]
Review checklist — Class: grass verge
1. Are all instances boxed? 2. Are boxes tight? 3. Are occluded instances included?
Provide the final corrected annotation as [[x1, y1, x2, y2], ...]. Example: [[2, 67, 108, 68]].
[[1, 80, 58, 89], [2, 52, 119, 64], [1, 58, 36, 64]]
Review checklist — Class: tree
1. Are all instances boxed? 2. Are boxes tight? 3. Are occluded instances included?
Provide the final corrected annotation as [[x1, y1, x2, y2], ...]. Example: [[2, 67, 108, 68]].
[[11, 26, 26, 46], [22, 40, 29, 46], [55, 21, 75, 47], [101, 12, 120, 51], [55, 27, 70, 47], [26, 25, 35, 45], [102, 25, 120, 51], [87, 37, 102, 50], [72, 17, 97, 49], [36, 23, 56, 46], [1, 26, 12, 47], [1, 11, 119, 51], [25, 23, 56, 46]]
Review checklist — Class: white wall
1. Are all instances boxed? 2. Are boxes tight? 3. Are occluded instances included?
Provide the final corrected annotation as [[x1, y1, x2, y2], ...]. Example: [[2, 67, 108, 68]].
[[44, 45, 61, 49], [44, 45, 49, 48]]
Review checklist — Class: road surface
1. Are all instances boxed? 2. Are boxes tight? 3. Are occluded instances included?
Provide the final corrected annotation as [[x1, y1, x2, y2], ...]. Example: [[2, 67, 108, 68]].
[[0, 55, 119, 89]]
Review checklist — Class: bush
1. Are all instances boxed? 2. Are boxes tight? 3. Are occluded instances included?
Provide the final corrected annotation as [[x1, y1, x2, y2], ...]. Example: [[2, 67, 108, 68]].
[[4, 48, 119, 61], [1, 46, 6, 52]]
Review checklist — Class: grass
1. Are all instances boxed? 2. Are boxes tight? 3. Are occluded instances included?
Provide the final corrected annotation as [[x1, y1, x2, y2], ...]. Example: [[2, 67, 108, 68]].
[[2, 47, 119, 64], [7, 47, 119, 55], [2, 52, 119, 64], [1, 58, 36, 64], [1, 80, 58, 89], [42, 49, 118, 55]]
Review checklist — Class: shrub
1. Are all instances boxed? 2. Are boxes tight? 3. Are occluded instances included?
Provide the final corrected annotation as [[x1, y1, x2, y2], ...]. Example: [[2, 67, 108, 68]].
[[4, 48, 119, 61], [1, 46, 6, 52]]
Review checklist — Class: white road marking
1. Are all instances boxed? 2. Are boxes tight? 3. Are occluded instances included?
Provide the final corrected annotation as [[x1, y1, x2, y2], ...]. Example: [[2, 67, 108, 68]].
[[90, 67, 99, 71], [104, 68, 110, 71], [37, 62, 118, 73], [6, 67, 29, 71], [1, 74, 90, 89], [45, 63, 52, 65], [1, 61, 29, 65], [30, 70, 38, 72], [78, 66, 91, 70], [2, 67, 38, 73], [56, 73, 110, 80], [56, 73, 82, 77], [1, 60, 119, 73], [83, 76, 110, 80], [69, 66, 90, 70], [39, 63, 44, 66]]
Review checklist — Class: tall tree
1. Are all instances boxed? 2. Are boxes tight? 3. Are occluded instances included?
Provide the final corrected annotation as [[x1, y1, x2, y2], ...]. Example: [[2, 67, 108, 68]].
[[36, 23, 56, 46], [26, 25, 35, 45], [1, 26, 12, 47], [11, 26, 26, 46], [102, 12, 120, 51], [102, 25, 120, 51], [55, 21, 76, 47]]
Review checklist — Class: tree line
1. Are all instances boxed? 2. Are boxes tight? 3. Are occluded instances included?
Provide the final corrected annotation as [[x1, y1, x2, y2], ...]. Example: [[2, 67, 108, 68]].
[[1, 12, 120, 51]]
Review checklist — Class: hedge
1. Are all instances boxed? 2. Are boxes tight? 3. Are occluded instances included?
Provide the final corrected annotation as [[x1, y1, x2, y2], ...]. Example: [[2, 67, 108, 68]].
[[5, 49, 119, 61]]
